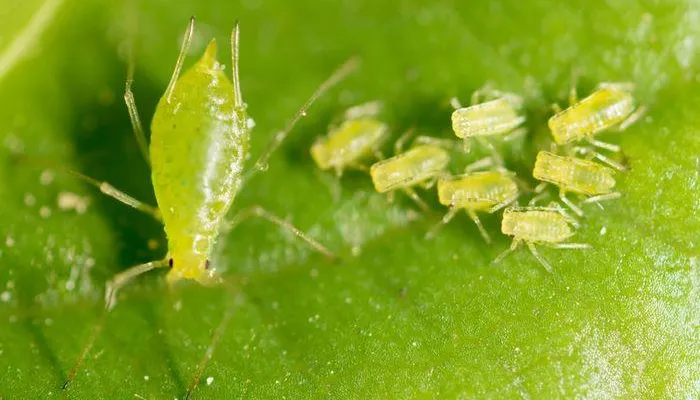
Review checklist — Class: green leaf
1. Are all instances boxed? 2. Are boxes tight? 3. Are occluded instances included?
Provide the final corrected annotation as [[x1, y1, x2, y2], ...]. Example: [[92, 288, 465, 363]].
[[1, 0, 698, 399]]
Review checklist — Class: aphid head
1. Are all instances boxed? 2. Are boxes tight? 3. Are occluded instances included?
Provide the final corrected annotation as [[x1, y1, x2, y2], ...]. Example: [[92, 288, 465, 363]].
[[165, 248, 218, 286], [310, 138, 331, 169]]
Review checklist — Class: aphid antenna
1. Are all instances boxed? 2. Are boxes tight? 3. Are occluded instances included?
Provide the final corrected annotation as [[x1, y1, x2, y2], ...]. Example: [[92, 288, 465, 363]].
[[243, 56, 360, 185], [165, 16, 196, 103], [122, 6, 150, 165], [231, 20, 243, 108]]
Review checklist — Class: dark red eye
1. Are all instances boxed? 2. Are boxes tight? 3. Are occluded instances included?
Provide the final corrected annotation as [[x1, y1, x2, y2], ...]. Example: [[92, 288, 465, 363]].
[[168, 258, 174, 268]]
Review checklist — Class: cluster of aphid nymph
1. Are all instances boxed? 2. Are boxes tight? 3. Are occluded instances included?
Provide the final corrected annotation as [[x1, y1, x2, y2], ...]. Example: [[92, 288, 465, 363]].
[[311, 82, 645, 273], [53, 18, 645, 397]]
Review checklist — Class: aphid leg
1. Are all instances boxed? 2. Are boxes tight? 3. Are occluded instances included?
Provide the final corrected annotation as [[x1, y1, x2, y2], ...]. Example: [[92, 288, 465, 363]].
[[226, 205, 336, 259], [123, 33, 150, 165], [344, 100, 383, 119], [475, 137, 504, 166], [596, 81, 635, 92], [585, 137, 621, 153], [550, 103, 563, 114], [462, 137, 472, 153], [528, 191, 549, 206], [412, 136, 457, 149], [586, 149, 629, 172], [449, 97, 464, 109], [616, 105, 647, 132], [425, 207, 459, 239], [467, 209, 491, 244], [373, 149, 386, 161], [165, 17, 195, 103], [464, 157, 494, 172], [394, 128, 416, 155], [420, 177, 438, 190], [526, 242, 554, 273], [59, 167, 162, 220], [547, 201, 580, 228], [492, 239, 520, 265], [244, 57, 359, 183], [402, 187, 430, 212], [315, 169, 342, 203], [559, 190, 584, 217], [503, 127, 527, 142], [488, 193, 519, 214], [583, 192, 622, 204], [549, 242, 591, 250], [185, 302, 235, 400], [568, 69, 580, 105], [62, 259, 169, 390]]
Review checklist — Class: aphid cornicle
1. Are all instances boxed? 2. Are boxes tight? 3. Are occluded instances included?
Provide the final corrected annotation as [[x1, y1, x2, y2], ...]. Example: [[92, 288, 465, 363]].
[[532, 150, 620, 216], [549, 82, 645, 153], [62, 19, 357, 396], [369, 142, 450, 211], [493, 206, 590, 273], [429, 170, 519, 243], [310, 101, 389, 176], [450, 86, 526, 164]]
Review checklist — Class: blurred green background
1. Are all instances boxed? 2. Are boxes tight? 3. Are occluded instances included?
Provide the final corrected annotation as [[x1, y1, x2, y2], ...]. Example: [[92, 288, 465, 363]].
[[0, 0, 698, 398]]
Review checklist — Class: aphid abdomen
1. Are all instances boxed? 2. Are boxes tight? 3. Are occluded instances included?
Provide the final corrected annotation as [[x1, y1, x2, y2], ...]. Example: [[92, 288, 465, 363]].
[[548, 88, 635, 145], [501, 209, 573, 243], [438, 172, 517, 210], [329, 119, 388, 167], [370, 145, 450, 193], [150, 40, 249, 281], [534, 151, 616, 195], [451, 99, 524, 139]]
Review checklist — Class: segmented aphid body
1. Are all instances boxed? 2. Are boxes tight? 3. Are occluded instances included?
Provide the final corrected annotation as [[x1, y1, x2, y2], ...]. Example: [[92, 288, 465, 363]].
[[452, 96, 525, 140], [370, 145, 450, 193], [549, 86, 637, 145], [311, 109, 389, 175], [437, 171, 518, 211], [151, 40, 248, 284], [533, 151, 616, 196], [501, 207, 573, 244]]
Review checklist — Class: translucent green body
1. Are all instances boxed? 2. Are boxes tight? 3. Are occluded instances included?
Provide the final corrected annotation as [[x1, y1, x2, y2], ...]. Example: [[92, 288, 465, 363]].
[[369, 145, 450, 193], [451, 98, 525, 139], [501, 208, 573, 243], [437, 171, 518, 211], [311, 118, 388, 172], [533, 151, 615, 195], [548, 88, 634, 145], [150, 40, 249, 283]]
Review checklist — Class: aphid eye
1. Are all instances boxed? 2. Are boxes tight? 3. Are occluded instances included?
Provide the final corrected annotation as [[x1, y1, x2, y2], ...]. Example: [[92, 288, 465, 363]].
[[204, 260, 211, 270], [168, 258, 174, 268]]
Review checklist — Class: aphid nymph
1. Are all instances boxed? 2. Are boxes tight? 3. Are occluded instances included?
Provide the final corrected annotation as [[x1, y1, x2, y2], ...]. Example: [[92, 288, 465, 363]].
[[62, 19, 357, 396], [310, 100, 389, 177], [493, 205, 590, 273], [549, 82, 645, 169], [369, 132, 451, 211], [532, 150, 620, 216], [450, 85, 526, 164], [429, 169, 519, 243]]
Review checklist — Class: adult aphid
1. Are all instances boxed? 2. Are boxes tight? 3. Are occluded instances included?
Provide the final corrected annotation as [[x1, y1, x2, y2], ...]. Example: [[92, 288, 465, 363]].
[[450, 85, 527, 165], [549, 82, 645, 169], [61, 18, 358, 397], [310, 100, 389, 177], [532, 150, 619, 216], [492, 205, 590, 273]]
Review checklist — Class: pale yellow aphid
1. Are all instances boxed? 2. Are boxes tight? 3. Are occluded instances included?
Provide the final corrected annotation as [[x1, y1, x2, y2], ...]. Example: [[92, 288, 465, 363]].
[[532, 151, 619, 216], [549, 82, 645, 164], [310, 101, 389, 176], [450, 86, 526, 164], [493, 206, 590, 273], [428, 169, 519, 243], [369, 139, 450, 211]]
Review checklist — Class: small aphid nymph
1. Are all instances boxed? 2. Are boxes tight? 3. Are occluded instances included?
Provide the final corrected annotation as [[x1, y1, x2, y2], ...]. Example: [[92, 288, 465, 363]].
[[532, 150, 620, 216], [429, 170, 519, 243], [493, 206, 590, 273], [310, 101, 389, 176], [549, 82, 645, 150], [370, 143, 450, 211], [450, 86, 526, 163]]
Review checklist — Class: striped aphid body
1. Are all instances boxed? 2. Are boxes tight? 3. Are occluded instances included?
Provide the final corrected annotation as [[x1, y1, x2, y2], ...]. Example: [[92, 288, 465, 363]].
[[452, 96, 525, 140]]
